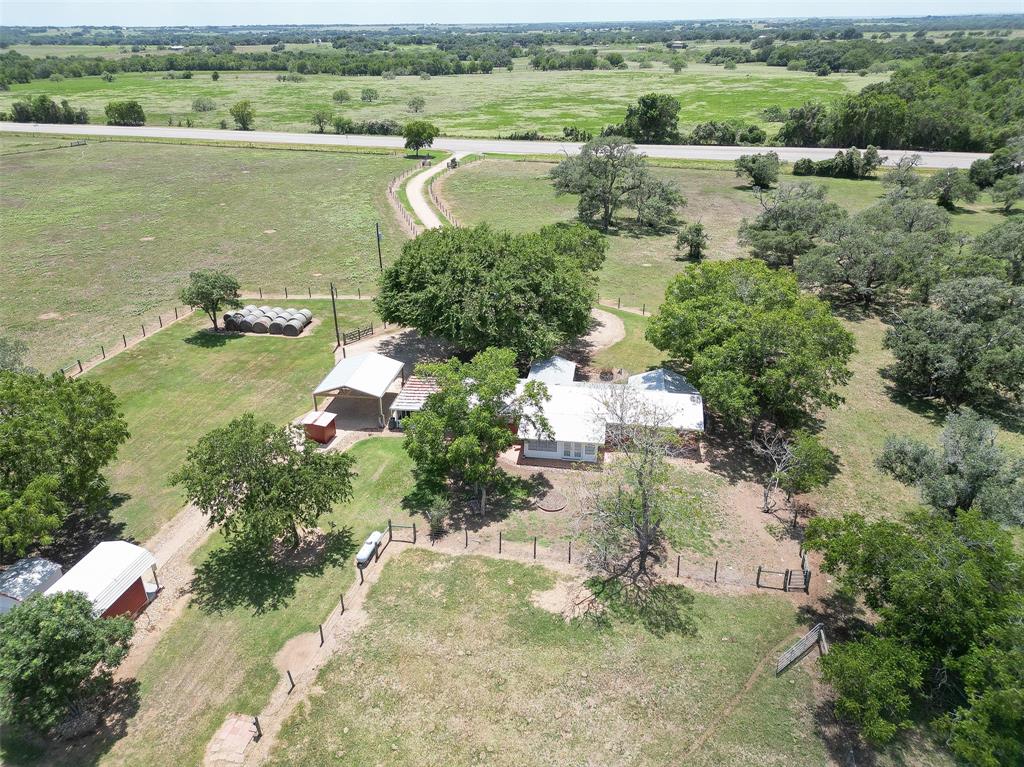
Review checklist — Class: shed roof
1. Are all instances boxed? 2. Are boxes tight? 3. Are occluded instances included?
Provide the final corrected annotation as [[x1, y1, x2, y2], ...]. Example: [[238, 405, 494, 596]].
[[527, 356, 577, 386], [313, 353, 404, 399], [0, 558, 62, 602], [390, 375, 440, 414], [45, 541, 156, 616]]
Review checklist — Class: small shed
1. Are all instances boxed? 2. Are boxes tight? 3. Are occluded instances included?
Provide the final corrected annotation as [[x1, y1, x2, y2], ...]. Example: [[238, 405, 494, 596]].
[[313, 353, 405, 425], [45, 541, 158, 618], [527, 355, 577, 386], [300, 409, 337, 444], [0, 558, 63, 614]]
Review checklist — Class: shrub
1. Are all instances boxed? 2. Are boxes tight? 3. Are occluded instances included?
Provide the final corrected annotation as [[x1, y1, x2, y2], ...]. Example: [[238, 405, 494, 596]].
[[100, 71, 115, 82], [104, 99, 145, 126], [793, 157, 817, 175], [276, 72, 304, 82], [381, 70, 396, 80], [191, 97, 216, 112], [332, 89, 350, 103], [361, 87, 379, 102], [739, 125, 766, 144]]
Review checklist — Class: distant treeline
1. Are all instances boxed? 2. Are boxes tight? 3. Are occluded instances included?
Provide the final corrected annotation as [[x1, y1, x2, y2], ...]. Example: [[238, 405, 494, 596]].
[[1, 15, 1021, 47]]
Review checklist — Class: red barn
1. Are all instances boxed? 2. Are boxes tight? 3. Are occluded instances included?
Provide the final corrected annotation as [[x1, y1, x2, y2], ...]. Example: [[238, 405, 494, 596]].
[[45, 541, 159, 618]]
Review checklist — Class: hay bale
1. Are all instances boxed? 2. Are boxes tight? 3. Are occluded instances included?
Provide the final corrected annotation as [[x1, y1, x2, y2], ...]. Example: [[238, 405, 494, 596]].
[[258, 305, 272, 314], [243, 304, 258, 312], [237, 316, 255, 332], [251, 317, 271, 334], [269, 319, 286, 335], [223, 313, 237, 331], [283, 318, 305, 337], [296, 309, 313, 322], [271, 306, 283, 314]]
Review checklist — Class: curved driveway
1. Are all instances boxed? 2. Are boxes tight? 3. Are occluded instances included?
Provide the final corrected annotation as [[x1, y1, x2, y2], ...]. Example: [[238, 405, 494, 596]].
[[406, 152, 467, 229], [0, 122, 988, 168]]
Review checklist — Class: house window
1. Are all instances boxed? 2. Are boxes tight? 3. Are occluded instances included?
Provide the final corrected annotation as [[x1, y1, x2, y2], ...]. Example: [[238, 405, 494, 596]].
[[528, 440, 557, 453], [563, 442, 584, 459], [584, 443, 597, 456]]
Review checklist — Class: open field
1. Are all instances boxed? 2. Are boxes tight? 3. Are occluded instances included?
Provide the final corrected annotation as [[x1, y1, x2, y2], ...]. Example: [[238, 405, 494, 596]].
[[438, 157, 1009, 309], [86, 299, 376, 542], [0, 134, 410, 370], [0, 61, 883, 138], [268, 548, 821, 767]]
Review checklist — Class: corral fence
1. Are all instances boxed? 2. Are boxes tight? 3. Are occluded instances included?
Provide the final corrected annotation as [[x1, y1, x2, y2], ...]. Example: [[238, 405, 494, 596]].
[[777, 623, 829, 675], [342, 323, 375, 345]]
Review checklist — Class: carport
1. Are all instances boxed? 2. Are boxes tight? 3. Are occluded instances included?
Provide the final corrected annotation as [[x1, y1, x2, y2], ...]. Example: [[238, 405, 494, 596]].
[[312, 352, 406, 427]]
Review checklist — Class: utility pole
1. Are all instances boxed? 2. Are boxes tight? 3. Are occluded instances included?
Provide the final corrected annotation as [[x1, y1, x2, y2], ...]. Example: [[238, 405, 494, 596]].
[[330, 282, 341, 350], [376, 222, 384, 273]]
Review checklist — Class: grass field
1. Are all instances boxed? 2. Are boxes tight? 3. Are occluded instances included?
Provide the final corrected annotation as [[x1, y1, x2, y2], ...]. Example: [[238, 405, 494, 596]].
[[86, 299, 376, 542], [439, 158, 1009, 309], [0, 134, 411, 371], [267, 548, 821, 767], [0, 61, 882, 138]]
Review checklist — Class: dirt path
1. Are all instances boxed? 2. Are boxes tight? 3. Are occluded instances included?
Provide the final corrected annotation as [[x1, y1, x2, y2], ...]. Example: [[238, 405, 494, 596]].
[[405, 153, 468, 229], [586, 307, 626, 352]]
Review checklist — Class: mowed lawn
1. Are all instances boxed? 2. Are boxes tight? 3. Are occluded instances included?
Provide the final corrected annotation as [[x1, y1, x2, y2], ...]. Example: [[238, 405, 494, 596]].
[[267, 548, 822, 767], [0, 135, 412, 370], [0, 61, 880, 138], [87, 299, 376, 542], [439, 158, 1009, 311]]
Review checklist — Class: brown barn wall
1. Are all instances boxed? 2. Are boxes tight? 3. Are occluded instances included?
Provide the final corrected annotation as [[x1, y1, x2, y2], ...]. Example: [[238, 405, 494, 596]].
[[102, 578, 148, 618]]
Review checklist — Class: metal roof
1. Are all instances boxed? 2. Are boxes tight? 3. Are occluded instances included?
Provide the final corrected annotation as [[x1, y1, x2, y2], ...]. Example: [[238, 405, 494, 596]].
[[0, 558, 62, 603], [313, 353, 404, 399], [527, 355, 577, 385], [45, 541, 156, 616], [390, 375, 441, 413]]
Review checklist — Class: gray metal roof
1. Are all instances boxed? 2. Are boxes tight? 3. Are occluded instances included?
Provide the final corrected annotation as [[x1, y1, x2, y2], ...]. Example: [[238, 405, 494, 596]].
[[0, 558, 63, 602]]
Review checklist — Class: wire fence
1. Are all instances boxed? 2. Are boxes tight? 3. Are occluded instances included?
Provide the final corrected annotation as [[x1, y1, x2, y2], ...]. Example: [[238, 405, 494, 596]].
[[386, 165, 426, 237]]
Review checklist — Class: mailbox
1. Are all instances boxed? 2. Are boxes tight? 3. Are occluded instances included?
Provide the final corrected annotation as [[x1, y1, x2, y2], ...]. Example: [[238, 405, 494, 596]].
[[355, 531, 384, 568]]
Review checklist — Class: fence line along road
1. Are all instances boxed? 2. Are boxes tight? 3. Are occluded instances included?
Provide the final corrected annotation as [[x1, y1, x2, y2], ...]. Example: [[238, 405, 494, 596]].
[[0, 123, 990, 168]]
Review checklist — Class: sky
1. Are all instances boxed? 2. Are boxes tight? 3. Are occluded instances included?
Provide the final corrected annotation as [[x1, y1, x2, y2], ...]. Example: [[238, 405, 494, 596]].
[[2, 1, 1022, 28]]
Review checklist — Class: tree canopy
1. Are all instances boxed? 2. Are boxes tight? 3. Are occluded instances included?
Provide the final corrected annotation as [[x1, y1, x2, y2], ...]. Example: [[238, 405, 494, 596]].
[[0, 592, 133, 734], [738, 182, 845, 268], [179, 268, 242, 331], [0, 336, 31, 374], [617, 93, 681, 144], [645, 260, 854, 427], [103, 99, 144, 126], [375, 223, 605, 362], [402, 120, 440, 155], [171, 413, 356, 552], [403, 347, 548, 514], [0, 372, 129, 558], [734, 152, 781, 189], [229, 99, 255, 130]]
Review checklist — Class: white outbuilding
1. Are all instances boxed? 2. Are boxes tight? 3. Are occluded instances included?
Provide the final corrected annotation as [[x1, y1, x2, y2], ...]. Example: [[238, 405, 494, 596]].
[[312, 352, 406, 426], [45, 541, 158, 618], [0, 558, 63, 614]]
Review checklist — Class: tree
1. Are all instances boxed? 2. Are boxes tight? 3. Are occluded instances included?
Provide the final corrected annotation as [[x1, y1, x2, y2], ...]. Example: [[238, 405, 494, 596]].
[[972, 219, 1024, 284], [332, 89, 350, 103], [924, 168, 979, 209], [0, 372, 129, 556], [229, 100, 255, 130], [884, 278, 1024, 406], [0, 336, 31, 373], [805, 508, 1023, 756], [376, 223, 604, 362], [0, 592, 133, 734], [646, 260, 854, 428], [211, 70, 220, 81], [402, 120, 440, 156], [179, 268, 242, 331], [776, 101, 829, 147], [104, 100, 145, 126], [310, 106, 332, 133], [750, 427, 833, 517], [332, 116, 354, 135], [403, 348, 548, 514], [625, 169, 684, 229], [675, 222, 709, 260], [407, 95, 426, 113], [360, 87, 379, 102], [734, 152, 781, 189], [670, 56, 686, 73], [619, 93, 681, 144], [876, 410, 1024, 525], [991, 174, 1023, 213], [171, 413, 355, 551], [738, 182, 846, 268], [882, 153, 923, 196], [550, 136, 649, 229]]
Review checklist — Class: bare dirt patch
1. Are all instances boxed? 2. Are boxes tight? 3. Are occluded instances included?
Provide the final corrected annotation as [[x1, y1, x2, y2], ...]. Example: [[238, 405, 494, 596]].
[[139, 236, 155, 242], [37, 311, 61, 320], [263, 229, 276, 234], [530, 578, 595, 621]]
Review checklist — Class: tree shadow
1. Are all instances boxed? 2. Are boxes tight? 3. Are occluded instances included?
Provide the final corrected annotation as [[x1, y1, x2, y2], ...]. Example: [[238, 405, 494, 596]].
[[4, 679, 143, 767], [797, 590, 871, 642], [40, 493, 131, 568], [588, 578, 699, 638], [556, 312, 601, 367], [700, 423, 764, 484], [189, 527, 355, 616], [182, 329, 245, 348], [374, 330, 457, 372]]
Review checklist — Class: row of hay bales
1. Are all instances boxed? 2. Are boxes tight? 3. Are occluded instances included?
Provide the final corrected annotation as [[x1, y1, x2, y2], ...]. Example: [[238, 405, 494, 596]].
[[224, 305, 313, 337]]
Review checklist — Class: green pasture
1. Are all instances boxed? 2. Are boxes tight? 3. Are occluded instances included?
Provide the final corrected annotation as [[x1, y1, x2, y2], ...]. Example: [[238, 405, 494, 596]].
[[0, 61, 882, 138], [0, 134, 411, 371]]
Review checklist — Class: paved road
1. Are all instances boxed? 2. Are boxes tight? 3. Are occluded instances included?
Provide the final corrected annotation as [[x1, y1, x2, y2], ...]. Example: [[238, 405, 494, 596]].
[[0, 122, 989, 168]]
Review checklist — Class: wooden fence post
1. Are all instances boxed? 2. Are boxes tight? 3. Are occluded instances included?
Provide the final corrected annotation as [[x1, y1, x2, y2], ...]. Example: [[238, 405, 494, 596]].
[[77, 360, 83, 374], [285, 287, 289, 299], [464, 527, 468, 548], [617, 297, 621, 308], [358, 287, 361, 299], [287, 670, 295, 693], [756, 565, 762, 588], [388, 519, 393, 543], [533, 536, 537, 559], [340, 593, 345, 613], [319, 624, 325, 646], [123, 334, 127, 348], [101, 345, 105, 359], [714, 560, 719, 583], [253, 716, 262, 741], [308, 286, 312, 298], [141, 324, 146, 337], [174, 307, 178, 319], [259, 287, 263, 299], [676, 554, 680, 577], [642, 303, 646, 316], [498, 530, 502, 553], [568, 540, 572, 563], [412, 522, 417, 544]]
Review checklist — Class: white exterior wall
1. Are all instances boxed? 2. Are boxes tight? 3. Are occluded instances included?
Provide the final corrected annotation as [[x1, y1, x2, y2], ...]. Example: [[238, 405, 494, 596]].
[[522, 439, 599, 463]]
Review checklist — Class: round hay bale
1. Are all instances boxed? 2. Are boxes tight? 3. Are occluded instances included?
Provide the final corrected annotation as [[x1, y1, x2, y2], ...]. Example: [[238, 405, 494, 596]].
[[243, 304, 257, 312], [269, 319, 286, 335], [271, 306, 283, 314], [258, 305, 272, 314], [296, 309, 313, 322], [283, 318, 305, 337], [223, 313, 237, 331], [237, 316, 255, 332], [251, 317, 271, 334]]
